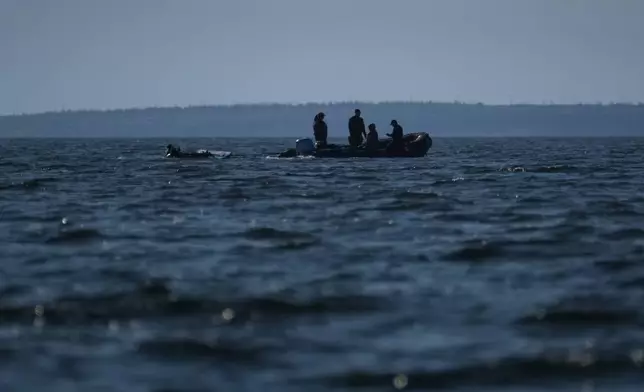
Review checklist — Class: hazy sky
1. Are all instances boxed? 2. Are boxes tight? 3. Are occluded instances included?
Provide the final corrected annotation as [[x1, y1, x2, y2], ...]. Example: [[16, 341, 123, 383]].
[[1, 0, 643, 114]]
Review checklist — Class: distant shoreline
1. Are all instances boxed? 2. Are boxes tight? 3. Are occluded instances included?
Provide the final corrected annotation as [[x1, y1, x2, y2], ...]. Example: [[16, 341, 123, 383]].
[[2, 101, 643, 137], [3, 100, 644, 118]]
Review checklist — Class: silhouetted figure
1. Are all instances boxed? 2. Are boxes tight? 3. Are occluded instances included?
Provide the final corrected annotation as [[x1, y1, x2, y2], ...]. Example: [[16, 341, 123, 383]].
[[386, 120, 405, 153], [365, 123, 379, 151], [313, 112, 328, 147], [166, 144, 180, 157], [348, 109, 367, 147]]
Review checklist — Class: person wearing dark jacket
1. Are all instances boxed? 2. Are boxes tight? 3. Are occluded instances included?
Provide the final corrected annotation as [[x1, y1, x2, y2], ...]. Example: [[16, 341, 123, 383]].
[[386, 119, 405, 153], [347, 109, 366, 147], [364, 123, 379, 151], [313, 112, 328, 147]]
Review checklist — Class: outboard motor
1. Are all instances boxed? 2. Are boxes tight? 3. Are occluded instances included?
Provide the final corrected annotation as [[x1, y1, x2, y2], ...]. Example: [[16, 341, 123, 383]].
[[295, 138, 315, 155]]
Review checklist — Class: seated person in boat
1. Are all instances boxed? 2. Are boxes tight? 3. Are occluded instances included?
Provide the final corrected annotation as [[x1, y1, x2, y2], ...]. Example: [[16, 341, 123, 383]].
[[386, 120, 406, 153], [348, 109, 367, 147], [364, 123, 379, 150], [313, 112, 328, 148]]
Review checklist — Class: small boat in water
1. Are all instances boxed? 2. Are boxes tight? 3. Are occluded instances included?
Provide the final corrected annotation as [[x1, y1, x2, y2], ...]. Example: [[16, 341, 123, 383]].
[[276, 132, 432, 158], [165, 144, 231, 159]]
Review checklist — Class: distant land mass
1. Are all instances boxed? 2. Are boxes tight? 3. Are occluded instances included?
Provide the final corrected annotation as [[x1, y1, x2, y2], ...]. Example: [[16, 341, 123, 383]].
[[1, 101, 644, 138]]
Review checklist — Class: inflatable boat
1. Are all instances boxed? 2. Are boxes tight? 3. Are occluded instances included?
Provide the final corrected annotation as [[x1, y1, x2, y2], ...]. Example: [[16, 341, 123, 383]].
[[276, 132, 432, 158]]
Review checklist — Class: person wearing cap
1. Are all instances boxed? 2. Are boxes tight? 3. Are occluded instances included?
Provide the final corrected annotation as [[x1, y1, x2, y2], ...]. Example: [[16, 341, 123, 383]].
[[313, 112, 328, 147], [386, 119, 405, 153], [347, 109, 367, 148]]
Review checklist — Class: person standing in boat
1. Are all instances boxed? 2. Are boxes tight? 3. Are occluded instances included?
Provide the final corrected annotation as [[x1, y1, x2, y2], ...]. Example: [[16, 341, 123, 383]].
[[313, 112, 328, 148], [386, 119, 405, 153], [348, 109, 367, 148]]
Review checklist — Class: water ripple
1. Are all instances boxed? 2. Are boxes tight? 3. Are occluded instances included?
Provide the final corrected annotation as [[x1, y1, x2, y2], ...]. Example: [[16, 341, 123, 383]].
[[1, 137, 644, 391]]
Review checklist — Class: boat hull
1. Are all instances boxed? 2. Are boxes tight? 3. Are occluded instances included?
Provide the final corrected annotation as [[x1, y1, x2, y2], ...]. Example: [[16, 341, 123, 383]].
[[278, 132, 432, 158]]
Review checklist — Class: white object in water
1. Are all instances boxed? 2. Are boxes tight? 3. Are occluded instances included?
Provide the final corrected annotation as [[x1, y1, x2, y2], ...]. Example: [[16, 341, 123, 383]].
[[295, 138, 315, 155], [212, 150, 232, 159], [197, 149, 232, 158]]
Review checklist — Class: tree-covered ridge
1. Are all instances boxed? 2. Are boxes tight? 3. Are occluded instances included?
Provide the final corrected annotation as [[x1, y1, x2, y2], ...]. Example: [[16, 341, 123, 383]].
[[2, 101, 643, 137]]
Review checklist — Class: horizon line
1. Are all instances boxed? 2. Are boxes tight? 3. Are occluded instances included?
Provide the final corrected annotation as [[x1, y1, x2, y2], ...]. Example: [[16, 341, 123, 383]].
[[2, 135, 643, 140], [3, 99, 644, 117]]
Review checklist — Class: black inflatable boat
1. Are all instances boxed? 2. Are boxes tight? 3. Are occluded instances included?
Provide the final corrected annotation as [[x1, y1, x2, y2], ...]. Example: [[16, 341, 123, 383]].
[[276, 132, 432, 158]]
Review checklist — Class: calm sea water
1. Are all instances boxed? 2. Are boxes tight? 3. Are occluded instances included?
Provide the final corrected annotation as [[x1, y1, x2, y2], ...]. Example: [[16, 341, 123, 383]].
[[1, 137, 644, 392]]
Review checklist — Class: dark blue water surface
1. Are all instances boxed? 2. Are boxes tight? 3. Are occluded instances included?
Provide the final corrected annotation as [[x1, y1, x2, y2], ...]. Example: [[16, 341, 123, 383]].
[[1, 137, 644, 392]]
